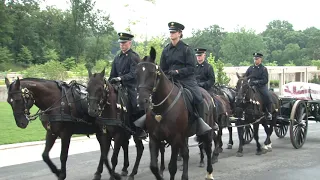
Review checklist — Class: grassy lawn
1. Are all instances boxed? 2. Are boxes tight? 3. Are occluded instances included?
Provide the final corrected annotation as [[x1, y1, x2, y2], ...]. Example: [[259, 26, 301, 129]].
[[0, 102, 84, 145], [0, 102, 46, 145]]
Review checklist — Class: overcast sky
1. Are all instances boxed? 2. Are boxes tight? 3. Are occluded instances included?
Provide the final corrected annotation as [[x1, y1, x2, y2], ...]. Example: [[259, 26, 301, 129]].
[[42, 0, 320, 40]]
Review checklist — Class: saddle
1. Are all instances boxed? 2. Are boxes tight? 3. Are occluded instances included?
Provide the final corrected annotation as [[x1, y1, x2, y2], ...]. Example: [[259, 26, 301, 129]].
[[55, 80, 89, 117], [175, 83, 194, 119]]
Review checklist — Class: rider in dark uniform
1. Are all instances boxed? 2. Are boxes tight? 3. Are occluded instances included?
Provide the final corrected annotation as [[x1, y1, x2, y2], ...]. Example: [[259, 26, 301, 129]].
[[159, 22, 218, 135], [109, 32, 147, 139], [195, 48, 215, 91], [245, 53, 272, 120]]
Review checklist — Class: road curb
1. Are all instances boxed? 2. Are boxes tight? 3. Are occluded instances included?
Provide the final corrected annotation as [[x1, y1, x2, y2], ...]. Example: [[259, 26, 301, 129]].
[[0, 136, 93, 151]]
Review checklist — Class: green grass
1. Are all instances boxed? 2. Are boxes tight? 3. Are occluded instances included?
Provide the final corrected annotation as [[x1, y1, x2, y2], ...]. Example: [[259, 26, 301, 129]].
[[0, 102, 84, 145], [0, 102, 46, 145]]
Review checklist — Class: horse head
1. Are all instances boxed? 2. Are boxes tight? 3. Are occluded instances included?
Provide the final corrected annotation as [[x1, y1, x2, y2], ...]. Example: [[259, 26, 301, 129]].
[[136, 46, 162, 110], [234, 72, 252, 117], [86, 68, 112, 117], [5, 77, 59, 128]]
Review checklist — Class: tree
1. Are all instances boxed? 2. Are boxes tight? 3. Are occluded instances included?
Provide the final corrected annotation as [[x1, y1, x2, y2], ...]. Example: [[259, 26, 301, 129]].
[[207, 53, 230, 85], [17, 45, 33, 65], [133, 36, 166, 64], [220, 27, 266, 65], [0, 47, 13, 64]]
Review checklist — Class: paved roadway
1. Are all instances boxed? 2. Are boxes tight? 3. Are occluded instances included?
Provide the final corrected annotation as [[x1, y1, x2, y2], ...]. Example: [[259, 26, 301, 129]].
[[1, 123, 320, 180]]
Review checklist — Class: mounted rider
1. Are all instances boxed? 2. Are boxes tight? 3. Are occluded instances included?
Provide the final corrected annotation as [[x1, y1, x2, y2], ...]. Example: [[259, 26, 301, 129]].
[[159, 22, 218, 134], [245, 52, 272, 120], [108, 32, 148, 139], [195, 48, 215, 91]]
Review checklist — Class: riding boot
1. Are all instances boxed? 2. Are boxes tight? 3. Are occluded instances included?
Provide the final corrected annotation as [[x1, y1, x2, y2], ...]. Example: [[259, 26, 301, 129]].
[[133, 114, 148, 139], [266, 103, 272, 121], [194, 102, 214, 136]]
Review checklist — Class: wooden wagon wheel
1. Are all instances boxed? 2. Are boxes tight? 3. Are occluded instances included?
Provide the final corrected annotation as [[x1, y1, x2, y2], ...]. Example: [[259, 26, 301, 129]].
[[243, 125, 254, 144], [274, 124, 289, 138], [290, 100, 308, 149]]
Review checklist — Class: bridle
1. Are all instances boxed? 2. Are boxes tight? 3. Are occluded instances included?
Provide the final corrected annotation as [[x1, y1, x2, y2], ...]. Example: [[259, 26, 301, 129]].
[[87, 78, 110, 116], [137, 62, 175, 109], [8, 86, 35, 119], [136, 61, 182, 122]]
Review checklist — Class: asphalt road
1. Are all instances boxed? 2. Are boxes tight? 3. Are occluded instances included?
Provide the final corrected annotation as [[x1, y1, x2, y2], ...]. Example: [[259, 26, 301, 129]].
[[1, 123, 320, 180]]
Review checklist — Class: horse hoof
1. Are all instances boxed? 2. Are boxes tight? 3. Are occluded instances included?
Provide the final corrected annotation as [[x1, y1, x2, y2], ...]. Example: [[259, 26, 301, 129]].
[[256, 151, 262, 155], [218, 147, 223, 153], [127, 175, 134, 180], [236, 152, 243, 157], [268, 148, 272, 152], [93, 173, 102, 180], [227, 144, 233, 149], [199, 162, 205, 167], [211, 157, 218, 164], [121, 170, 128, 176], [111, 173, 121, 180]]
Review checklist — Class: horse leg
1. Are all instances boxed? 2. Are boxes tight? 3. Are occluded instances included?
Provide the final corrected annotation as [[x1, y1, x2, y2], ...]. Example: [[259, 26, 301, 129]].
[[198, 141, 205, 167], [101, 133, 121, 180], [263, 122, 273, 152], [227, 125, 233, 149], [57, 132, 72, 180], [180, 138, 190, 180], [110, 134, 122, 178], [253, 123, 263, 155], [120, 139, 129, 176], [218, 128, 223, 153], [168, 143, 179, 180], [211, 131, 220, 164], [42, 131, 59, 177], [160, 142, 166, 177], [93, 132, 104, 180], [203, 134, 214, 180], [127, 136, 144, 180], [177, 149, 182, 161], [149, 137, 163, 180], [236, 120, 244, 157]]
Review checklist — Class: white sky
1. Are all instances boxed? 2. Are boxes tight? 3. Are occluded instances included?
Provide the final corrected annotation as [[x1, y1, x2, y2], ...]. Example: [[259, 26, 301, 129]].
[[42, 0, 320, 41]]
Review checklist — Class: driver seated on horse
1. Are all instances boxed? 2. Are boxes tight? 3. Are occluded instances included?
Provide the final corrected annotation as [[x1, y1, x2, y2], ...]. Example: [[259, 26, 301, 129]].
[[245, 52, 272, 120], [108, 32, 148, 139], [159, 22, 218, 134]]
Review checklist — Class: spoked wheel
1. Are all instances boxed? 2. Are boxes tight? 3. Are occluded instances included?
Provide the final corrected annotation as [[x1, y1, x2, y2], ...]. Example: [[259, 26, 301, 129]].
[[274, 124, 289, 138], [243, 125, 254, 144], [290, 100, 308, 149]]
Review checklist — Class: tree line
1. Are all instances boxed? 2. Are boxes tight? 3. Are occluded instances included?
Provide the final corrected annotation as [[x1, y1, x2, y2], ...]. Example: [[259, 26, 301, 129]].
[[1, 0, 320, 83]]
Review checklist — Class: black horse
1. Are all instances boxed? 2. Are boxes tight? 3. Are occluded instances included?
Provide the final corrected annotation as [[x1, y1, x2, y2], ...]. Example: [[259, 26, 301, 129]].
[[211, 84, 237, 149], [136, 47, 216, 180], [4, 77, 115, 180], [86, 68, 166, 180], [234, 72, 280, 156]]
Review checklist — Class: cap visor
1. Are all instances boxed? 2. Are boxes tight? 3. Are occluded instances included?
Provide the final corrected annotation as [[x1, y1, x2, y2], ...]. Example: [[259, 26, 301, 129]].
[[118, 39, 128, 43]]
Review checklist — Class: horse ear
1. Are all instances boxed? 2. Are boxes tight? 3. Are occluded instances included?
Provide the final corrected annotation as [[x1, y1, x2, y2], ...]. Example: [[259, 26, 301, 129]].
[[5, 77, 10, 89], [15, 77, 20, 88], [88, 70, 92, 78], [236, 72, 240, 79], [100, 67, 105, 78], [150, 46, 156, 63]]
